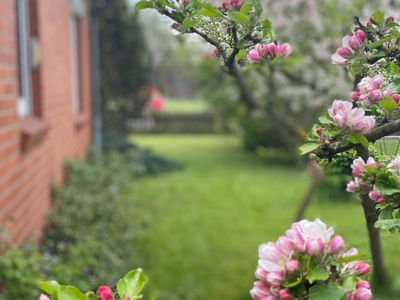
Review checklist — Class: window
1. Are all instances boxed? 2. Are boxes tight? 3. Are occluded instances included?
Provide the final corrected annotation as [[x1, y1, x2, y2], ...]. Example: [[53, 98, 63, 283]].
[[71, 16, 81, 113], [71, 0, 85, 114], [16, 0, 32, 117]]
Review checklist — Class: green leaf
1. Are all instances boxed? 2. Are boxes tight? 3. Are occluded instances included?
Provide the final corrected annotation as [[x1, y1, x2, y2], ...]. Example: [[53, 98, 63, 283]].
[[309, 285, 346, 300], [379, 96, 398, 111], [182, 18, 195, 29], [337, 254, 369, 263], [57, 286, 87, 300], [348, 133, 369, 148], [86, 292, 98, 300], [228, 12, 249, 25], [308, 265, 330, 283], [342, 277, 357, 291], [235, 49, 246, 61], [117, 269, 148, 299], [379, 205, 394, 219], [253, 1, 263, 16], [318, 115, 333, 124], [390, 61, 400, 74], [299, 143, 319, 155], [377, 186, 400, 196], [372, 10, 385, 25], [239, 2, 252, 14], [375, 218, 400, 231], [369, 36, 392, 49], [392, 208, 400, 219], [40, 281, 61, 295], [198, 4, 223, 17], [135, 0, 154, 10], [283, 277, 303, 288]]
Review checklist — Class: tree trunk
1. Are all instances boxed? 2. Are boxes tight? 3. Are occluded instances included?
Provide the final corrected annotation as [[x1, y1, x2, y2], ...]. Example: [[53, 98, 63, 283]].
[[294, 165, 323, 222], [356, 145, 390, 287], [360, 194, 390, 286]]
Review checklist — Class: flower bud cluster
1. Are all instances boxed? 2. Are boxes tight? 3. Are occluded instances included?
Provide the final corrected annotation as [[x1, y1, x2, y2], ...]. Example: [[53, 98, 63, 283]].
[[331, 30, 366, 67], [221, 0, 242, 11], [250, 219, 371, 300], [346, 280, 372, 300], [328, 100, 376, 134], [247, 43, 292, 62], [347, 155, 400, 204], [350, 75, 400, 107]]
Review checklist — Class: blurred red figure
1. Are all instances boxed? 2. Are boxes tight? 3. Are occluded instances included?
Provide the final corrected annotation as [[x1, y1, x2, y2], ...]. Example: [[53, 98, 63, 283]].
[[148, 87, 165, 112]]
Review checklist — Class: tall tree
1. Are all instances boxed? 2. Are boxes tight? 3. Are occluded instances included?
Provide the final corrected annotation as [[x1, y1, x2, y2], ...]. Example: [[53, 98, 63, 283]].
[[96, 0, 152, 134]]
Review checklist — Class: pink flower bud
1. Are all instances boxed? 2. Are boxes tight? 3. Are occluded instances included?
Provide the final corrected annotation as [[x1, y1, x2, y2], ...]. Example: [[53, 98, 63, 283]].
[[354, 30, 366, 43], [255, 266, 268, 280], [351, 157, 365, 177], [392, 94, 400, 105], [39, 295, 51, 300], [368, 188, 385, 203], [247, 49, 261, 62], [266, 271, 283, 286], [356, 280, 371, 290], [305, 238, 325, 256], [387, 16, 395, 22], [276, 236, 295, 256], [345, 291, 354, 300], [368, 16, 376, 25], [277, 43, 292, 57], [285, 259, 299, 273], [250, 281, 272, 300], [97, 286, 114, 300], [371, 74, 385, 89], [336, 47, 352, 58], [346, 180, 360, 193], [368, 89, 383, 101], [354, 287, 372, 300], [265, 43, 278, 57], [230, 0, 242, 10], [351, 91, 361, 101], [221, 1, 230, 10], [329, 235, 345, 255], [348, 35, 362, 50], [352, 261, 371, 276], [171, 23, 181, 31], [279, 289, 293, 300]]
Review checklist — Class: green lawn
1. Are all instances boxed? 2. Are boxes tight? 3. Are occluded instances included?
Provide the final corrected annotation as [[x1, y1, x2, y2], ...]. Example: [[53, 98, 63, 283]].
[[164, 98, 209, 114], [131, 134, 400, 300]]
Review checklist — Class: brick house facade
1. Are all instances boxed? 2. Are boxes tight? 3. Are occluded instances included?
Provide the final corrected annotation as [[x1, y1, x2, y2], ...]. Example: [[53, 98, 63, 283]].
[[0, 0, 92, 243]]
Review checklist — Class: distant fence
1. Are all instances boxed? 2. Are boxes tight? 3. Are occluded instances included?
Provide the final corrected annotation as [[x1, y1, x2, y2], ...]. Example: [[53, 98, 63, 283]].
[[127, 112, 216, 134]]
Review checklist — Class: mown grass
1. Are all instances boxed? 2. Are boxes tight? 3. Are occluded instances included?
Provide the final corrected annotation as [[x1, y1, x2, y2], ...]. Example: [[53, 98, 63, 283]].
[[164, 98, 209, 114], [131, 134, 400, 300]]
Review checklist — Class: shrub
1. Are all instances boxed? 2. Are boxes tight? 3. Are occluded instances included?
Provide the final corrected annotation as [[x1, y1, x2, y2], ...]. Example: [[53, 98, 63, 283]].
[[0, 144, 181, 297], [0, 245, 42, 300], [42, 152, 150, 290]]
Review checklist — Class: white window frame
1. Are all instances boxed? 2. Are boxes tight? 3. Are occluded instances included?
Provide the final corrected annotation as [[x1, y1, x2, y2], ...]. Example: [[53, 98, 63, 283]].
[[70, 15, 81, 113], [71, 0, 85, 114], [16, 0, 32, 117]]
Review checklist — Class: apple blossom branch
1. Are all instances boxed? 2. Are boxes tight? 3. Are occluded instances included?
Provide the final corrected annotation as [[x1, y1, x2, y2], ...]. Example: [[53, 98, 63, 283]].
[[354, 16, 400, 64], [318, 119, 400, 159]]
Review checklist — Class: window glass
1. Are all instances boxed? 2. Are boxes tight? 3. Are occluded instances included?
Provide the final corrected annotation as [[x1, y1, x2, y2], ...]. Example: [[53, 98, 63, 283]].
[[16, 0, 32, 116]]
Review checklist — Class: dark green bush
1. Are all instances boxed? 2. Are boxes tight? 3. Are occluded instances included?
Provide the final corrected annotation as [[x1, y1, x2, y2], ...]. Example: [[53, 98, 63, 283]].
[[103, 132, 182, 175]]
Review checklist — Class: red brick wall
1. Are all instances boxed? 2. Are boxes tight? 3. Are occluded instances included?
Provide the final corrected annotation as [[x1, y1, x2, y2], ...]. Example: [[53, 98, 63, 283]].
[[0, 0, 92, 243]]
